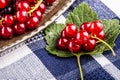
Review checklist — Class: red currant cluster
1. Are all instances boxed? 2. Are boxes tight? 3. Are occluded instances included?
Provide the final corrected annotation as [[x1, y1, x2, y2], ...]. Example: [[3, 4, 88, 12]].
[[58, 21, 105, 53], [0, 0, 56, 39]]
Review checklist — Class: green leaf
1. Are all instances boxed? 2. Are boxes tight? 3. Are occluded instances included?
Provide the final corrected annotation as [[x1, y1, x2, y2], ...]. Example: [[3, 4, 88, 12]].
[[45, 23, 73, 57], [66, 3, 98, 27], [82, 19, 120, 55], [44, 3, 120, 57]]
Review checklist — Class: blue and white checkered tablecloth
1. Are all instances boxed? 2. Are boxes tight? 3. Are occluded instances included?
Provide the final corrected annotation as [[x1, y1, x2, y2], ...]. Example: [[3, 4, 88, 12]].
[[0, 0, 120, 80]]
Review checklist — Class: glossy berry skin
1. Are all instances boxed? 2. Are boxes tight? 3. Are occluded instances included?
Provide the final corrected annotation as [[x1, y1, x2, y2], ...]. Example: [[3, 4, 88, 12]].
[[76, 30, 90, 45], [58, 38, 68, 50], [68, 39, 81, 53], [0, 26, 13, 39], [3, 14, 14, 26], [80, 22, 91, 33], [26, 16, 39, 29], [83, 38, 96, 51], [13, 23, 26, 35], [27, 0, 37, 4], [16, 10, 28, 23], [0, 24, 3, 30], [61, 30, 65, 38], [32, 10, 42, 20], [96, 30, 105, 40], [64, 24, 78, 39], [16, 1, 30, 11], [37, 3, 46, 13], [45, 0, 56, 4], [0, 0, 6, 9], [89, 21, 103, 34]]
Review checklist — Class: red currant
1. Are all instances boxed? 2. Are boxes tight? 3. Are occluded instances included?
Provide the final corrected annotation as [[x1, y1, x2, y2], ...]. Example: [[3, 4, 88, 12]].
[[0, 24, 3, 30], [3, 14, 14, 26], [0, 26, 13, 39], [64, 24, 78, 39], [96, 30, 105, 40], [16, 10, 28, 23], [61, 30, 65, 38], [76, 30, 90, 45], [68, 39, 81, 53], [89, 20, 103, 34], [16, 1, 30, 11], [27, 0, 37, 4], [13, 23, 26, 35], [83, 38, 96, 51], [32, 10, 42, 20], [80, 22, 91, 33], [26, 16, 39, 29], [37, 3, 46, 13], [0, 0, 6, 9], [57, 38, 68, 50]]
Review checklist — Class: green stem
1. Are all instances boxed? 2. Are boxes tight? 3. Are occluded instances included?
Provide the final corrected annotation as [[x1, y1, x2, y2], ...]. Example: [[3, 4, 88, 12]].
[[28, 0, 43, 15], [74, 54, 84, 80], [91, 35, 116, 56]]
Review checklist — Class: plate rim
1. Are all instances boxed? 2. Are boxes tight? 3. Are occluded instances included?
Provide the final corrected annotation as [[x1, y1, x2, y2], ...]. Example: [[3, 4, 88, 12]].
[[0, 0, 75, 53]]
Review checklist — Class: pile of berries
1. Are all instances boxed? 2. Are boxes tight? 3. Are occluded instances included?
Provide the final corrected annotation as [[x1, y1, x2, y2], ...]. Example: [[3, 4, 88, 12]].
[[0, 0, 56, 39], [58, 21, 105, 52]]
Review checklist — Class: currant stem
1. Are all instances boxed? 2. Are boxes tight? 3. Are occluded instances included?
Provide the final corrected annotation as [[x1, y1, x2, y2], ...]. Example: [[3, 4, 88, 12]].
[[0, 18, 4, 24], [28, 0, 43, 15], [74, 54, 84, 80], [91, 35, 116, 56]]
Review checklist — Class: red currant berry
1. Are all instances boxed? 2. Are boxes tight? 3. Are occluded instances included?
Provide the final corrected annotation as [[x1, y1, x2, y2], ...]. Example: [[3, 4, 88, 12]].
[[3, 14, 14, 26], [26, 16, 39, 29], [0, 0, 6, 9], [64, 24, 78, 39], [61, 30, 65, 38], [89, 20, 103, 34], [68, 39, 81, 53], [27, 0, 37, 4], [57, 38, 68, 50], [0, 24, 3, 30], [0, 26, 13, 39], [83, 38, 96, 51], [16, 10, 28, 23], [32, 10, 42, 20], [76, 30, 90, 45], [96, 30, 105, 40], [80, 22, 91, 33], [13, 23, 26, 35], [16, 1, 30, 11], [37, 3, 46, 13], [45, 0, 56, 4]]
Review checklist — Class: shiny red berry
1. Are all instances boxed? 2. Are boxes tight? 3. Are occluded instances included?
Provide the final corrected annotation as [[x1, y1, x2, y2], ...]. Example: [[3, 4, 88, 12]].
[[16, 1, 30, 11], [0, 0, 6, 9], [96, 30, 105, 40], [16, 10, 28, 23], [61, 30, 66, 38], [89, 20, 103, 34], [68, 39, 81, 53], [57, 38, 68, 50], [0, 26, 13, 39], [13, 23, 26, 35], [83, 38, 96, 51], [37, 3, 46, 13], [64, 24, 78, 39], [76, 30, 90, 45], [32, 10, 42, 20], [3, 14, 14, 26], [80, 22, 91, 33], [26, 16, 39, 29]]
